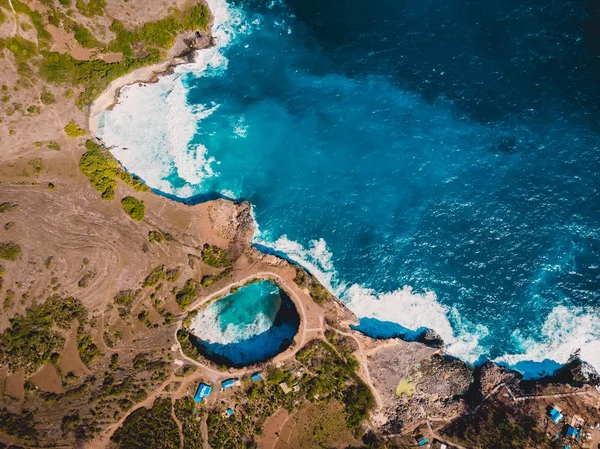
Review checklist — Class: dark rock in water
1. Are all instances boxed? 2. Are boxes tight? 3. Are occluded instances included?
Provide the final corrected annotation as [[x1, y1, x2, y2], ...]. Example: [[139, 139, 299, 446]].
[[418, 329, 444, 348]]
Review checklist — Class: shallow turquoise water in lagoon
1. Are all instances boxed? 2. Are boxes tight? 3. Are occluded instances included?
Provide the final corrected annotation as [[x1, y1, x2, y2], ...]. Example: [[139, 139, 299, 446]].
[[189, 280, 300, 367], [98, 0, 600, 377]]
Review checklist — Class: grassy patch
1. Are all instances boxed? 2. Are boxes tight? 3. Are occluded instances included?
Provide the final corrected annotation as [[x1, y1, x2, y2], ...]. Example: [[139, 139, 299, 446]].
[[0, 295, 87, 372], [395, 377, 415, 398], [0, 202, 18, 213], [201, 243, 232, 268], [175, 278, 199, 309], [0, 241, 21, 260], [64, 121, 86, 138], [79, 140, 148, 200], [114, 289, 140, 317], [121, 196, 145, 220]]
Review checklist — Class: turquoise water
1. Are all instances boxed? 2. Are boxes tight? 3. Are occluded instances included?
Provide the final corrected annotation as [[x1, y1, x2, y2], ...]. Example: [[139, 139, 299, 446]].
[[98, 0, 600, 377], [189, 280, 300, 367]]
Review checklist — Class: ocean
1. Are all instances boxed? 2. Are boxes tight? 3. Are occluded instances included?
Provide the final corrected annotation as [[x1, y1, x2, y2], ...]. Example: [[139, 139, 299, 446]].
[[97, 0, 600, 377]]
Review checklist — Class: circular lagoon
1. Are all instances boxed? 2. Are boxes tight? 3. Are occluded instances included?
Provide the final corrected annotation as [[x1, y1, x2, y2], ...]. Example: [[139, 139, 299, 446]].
[[188, 280, 300, 367]]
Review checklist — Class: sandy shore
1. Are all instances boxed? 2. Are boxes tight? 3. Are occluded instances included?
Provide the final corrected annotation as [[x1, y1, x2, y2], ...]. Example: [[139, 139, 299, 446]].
[[88, 57, 185, 137]]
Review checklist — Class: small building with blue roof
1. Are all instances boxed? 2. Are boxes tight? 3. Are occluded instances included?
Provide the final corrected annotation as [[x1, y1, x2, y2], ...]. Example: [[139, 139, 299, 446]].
[[194, 383, 212, 403], [564, 425, 580, 441], [221, 378, 241, 391], [417, 435, 428, 446], [549, 406, 563, 424]]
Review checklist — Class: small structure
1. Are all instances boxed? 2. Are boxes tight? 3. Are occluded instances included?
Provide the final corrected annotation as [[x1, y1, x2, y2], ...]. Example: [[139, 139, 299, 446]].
[[416, 435, 428, 446], [279, 382, 292, 394], [549, 406, 564, 424], [194, 383, 212, 403], [226, 408, 234, 416], [221, 378, 241, 391], [564, 425, 580, 441], [251, 372, 264, 382], [433, 441, 448, 449]]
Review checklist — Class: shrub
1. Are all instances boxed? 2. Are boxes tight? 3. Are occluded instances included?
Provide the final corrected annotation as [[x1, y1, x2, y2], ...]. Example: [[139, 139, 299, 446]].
[[0, 202, 17, 213], [201, 243, 232, 268], [142, 266, 165, 288], [175, 279, 198, 309], [0, 241, 21, 260], [121, 196, 145, 220], [64, 121, 86, 138], [72, 23, 102, 48], [47, 141, 61, 151], [40, 89, 55, 105], [148, 230, 164, 244]]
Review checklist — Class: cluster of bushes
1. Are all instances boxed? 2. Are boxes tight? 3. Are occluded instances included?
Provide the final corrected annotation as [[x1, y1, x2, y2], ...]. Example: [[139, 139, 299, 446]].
[[0, 295, 87, 372], [64, 121, 86, 138], [114, 289, 141, 317], [148, 230, 164, 243], [0, 241, 21, 260], [295, 340, 374, 433], [108, 4, 209, 57], [174, 397, 204, 449], [79, 140, 148, 200], [201, 243, 232, 268], [293, 265, 331, 304], [0, 408, 38, 440], [121, 196, 145, 221], [77, 332, 99, 366], [0, 202, 18, 213], [174, 278, 199, 309], [112, 398, 180, 449]]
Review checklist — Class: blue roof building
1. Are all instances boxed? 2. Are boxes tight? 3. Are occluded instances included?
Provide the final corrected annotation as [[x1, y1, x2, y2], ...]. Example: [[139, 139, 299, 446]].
[[417, 436, 428, 446], [222, 378, 240, 390], [565, 425, 580, 440], [251, 372, 263, 382], [549, 406, 564, 424], [226, 408, 234, 416], [194, 383, 212, 403]]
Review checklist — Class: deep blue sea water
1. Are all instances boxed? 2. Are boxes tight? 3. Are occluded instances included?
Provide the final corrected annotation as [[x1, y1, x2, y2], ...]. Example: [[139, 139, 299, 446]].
[[189, 280, 300, 367], [98, 0, 600, 376]]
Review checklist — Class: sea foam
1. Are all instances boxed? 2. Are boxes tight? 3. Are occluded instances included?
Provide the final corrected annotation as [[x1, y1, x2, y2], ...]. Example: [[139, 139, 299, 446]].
[[254, 232, 487, 364], [97, 0, 254, 198], [495, 305, 600, 378]]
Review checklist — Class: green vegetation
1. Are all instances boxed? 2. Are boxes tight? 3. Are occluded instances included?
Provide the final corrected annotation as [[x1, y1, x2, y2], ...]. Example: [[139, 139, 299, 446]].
[[201, 243, 232, 268], [41, 89, 56, 105], [0, 295, 86, 372], [174, 278, 199, 309], [11, 0, 51, 47], [121, 196, 145, 220], [206, 340, 374, 448], [0, 202, 17, 213], [112, 398, 180, 449], [142, 265, 165, 288], [75, 0, 106, 17], [47, 141, 61, 151], [108, 4, 209, 57], [64, 121, 86, 138], [114, 289, 140, 317], [109, 353, 120, 370], [174, 397, 204, 449], [72, 23, 103, 48], [293, 265, 331, 304], [28, 157, 45, 175], [441, 402, 553, 449], [0, 241, 21, 260], [77, 332, 99, 366], [36, 4, 209, 110], [79, 140, 148, 200], [0, 408, 38, 440], [148, 229, 164, 243]]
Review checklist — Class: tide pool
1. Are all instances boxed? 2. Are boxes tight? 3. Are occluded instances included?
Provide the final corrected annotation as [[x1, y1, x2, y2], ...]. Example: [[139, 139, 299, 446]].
[[97, 0, 600, 377], [189, 280, 300, 367]]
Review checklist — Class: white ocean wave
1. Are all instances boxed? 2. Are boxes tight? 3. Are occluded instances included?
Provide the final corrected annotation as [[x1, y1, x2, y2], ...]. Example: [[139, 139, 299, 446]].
[[495, 305, 600, 378], [98, 0, 260, 197], [254, 232, 487, 364], [190, 305, 277, 345]]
